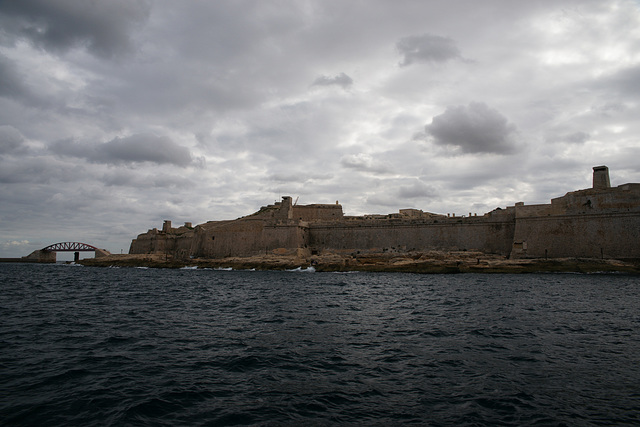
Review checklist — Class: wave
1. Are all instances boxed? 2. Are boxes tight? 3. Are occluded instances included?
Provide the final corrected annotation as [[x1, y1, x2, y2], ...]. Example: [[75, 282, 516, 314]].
[[286, 266, 316, 273]]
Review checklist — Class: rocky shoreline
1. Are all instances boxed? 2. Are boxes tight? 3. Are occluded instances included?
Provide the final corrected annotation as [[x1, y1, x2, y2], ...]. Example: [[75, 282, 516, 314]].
[[78, 251, 640, 274]]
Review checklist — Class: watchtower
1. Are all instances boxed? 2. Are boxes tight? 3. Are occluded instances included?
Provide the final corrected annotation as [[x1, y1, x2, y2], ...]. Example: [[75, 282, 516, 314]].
[[592, 166, 610, 190]]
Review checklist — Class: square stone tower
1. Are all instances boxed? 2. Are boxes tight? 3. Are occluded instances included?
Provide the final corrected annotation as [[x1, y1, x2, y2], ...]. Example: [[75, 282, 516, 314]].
[[592, 165, 610, 189]]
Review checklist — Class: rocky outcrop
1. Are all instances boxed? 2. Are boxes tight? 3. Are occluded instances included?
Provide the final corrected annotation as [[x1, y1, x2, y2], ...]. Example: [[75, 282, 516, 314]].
[[81, 251, 640, 274]]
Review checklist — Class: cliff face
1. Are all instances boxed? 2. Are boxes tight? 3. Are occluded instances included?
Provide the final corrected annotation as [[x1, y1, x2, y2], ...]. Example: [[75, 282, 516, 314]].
[[129, 167, 640, 261]]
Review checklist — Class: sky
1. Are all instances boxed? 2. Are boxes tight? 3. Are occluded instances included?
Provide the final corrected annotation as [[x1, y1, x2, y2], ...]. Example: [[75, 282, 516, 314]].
[[1, 0, 640, 258]]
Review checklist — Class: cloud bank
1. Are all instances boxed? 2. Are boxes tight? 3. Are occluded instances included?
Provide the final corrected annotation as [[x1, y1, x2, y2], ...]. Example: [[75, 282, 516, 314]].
[[51, 134, 193, 167]]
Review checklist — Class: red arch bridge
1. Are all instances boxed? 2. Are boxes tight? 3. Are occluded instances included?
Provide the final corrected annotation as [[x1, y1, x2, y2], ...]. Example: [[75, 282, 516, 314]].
[[43, 242, 100, 252], [32, 242, 111, 262]]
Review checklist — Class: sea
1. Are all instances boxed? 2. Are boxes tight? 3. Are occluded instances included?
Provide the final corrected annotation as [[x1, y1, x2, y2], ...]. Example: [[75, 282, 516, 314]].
[[1, 263, 639, 426]]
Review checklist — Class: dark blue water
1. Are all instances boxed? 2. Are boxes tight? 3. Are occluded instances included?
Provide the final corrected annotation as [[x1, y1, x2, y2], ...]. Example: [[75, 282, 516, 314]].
[[1, 264, 639, 426]]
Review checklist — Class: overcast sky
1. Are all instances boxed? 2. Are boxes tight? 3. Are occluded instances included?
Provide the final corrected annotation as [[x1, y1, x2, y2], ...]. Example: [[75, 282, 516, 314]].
[[2, 0, 640, 258]]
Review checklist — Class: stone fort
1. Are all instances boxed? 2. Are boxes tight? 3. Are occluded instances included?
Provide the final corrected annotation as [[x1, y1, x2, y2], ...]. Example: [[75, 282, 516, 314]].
[[129, 166, 640, 260]]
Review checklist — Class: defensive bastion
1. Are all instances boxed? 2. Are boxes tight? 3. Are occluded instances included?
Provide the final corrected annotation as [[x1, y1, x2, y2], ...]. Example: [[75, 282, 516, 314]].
[[128, 166, 640, 265]]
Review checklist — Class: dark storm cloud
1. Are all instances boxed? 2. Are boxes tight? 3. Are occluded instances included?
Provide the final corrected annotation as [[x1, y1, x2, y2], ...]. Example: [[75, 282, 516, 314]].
[[600, 65, 640, 97], [51, 134, 192, 167], [546, 131, 590, 144], [0, 0, 150, 57], [0, 156, 79, 184], [0, 54, 29, 100], [312, 72, 353, 88], [0, 53, 54, 109], [268, 172, 333, 183], [396, 34, 461, 66], [593, 102, 627, 117], [102, 170, 193, 189], [0, 126, 24, 154], [340, 153, 392, 174], [398, 180, 438, 199], [425, 102, 518, 154], [101, 134, 192, 166]]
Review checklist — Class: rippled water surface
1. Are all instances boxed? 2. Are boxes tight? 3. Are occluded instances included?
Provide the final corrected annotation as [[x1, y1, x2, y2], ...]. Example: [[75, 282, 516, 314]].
[[1, 263, 639, 426]]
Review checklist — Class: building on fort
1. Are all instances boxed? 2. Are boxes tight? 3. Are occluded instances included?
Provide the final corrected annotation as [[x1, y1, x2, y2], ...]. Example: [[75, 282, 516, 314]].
[[129, 166, 640, 260]]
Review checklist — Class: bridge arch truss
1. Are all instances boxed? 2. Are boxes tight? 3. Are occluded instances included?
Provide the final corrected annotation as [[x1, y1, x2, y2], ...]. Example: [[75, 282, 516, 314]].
[[42, 242, 99, 252]]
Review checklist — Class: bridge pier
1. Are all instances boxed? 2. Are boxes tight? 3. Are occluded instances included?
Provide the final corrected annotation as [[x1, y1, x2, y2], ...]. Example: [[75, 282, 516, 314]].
[[94, 248, 111, 258], [74, 252, 80, 262], [22, 250, 57, 263]]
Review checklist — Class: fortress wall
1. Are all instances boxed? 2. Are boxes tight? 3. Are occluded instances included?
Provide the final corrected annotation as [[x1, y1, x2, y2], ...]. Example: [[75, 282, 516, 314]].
[[129, 227, 194, 257], [172, 231, 195, 259], [129, 230, 166, 254], [551, 186, 640, 214], [250, 197, 294, 220], [193, 220, 266, 258], [292, 204, 343, 221], [511, 212, 640, 259], [262, 223, 308, 254], [515, 204, 552, 218], [129, 237, 150, 254], [191, 219, 306, 258], [309, 218, 515, 255]]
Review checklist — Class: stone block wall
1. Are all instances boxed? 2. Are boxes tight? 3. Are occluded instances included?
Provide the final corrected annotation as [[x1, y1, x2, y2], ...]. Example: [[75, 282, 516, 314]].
[[511, 211, 640, 259], [292, 204, 343, 221], [191, 219, 306, 258], [308, 216, 516, 256]]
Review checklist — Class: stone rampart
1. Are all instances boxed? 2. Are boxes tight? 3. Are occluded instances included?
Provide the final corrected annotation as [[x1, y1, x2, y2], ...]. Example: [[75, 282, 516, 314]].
[[190, 218, 306, 258], [515, 203, 552, 218], [511, 211, 640, 259], [511, 179, 640, 259], [292, 203, 343, 221], [551, 184, 640, 214], [308, 215, 515, 256]]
